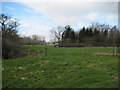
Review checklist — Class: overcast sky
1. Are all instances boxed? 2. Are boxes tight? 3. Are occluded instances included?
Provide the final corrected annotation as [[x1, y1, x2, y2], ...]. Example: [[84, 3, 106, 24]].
[[2, 0, 119, 42]]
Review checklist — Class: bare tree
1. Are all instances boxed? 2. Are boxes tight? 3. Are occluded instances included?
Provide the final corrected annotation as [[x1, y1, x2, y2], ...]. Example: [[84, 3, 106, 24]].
[[0, 14, 21, 59], [32, 35, 37, 41], [32, 35, 45, 41], [50, 26, 64, 42], [90, 22, 111, 31], [31, 34, 46, 45], [38, 35, 46, 42]]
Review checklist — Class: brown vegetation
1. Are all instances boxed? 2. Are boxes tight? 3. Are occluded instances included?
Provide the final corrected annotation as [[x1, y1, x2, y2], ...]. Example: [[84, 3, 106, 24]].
[[94, 52, 120, 56]]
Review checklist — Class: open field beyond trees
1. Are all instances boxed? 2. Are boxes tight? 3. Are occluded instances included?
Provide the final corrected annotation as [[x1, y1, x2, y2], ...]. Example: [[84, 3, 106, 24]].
[[2, 45, 119, 88]]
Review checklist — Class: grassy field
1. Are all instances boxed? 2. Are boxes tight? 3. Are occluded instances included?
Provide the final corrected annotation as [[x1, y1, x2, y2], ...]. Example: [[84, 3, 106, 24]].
[[2, 45, 119, 88]]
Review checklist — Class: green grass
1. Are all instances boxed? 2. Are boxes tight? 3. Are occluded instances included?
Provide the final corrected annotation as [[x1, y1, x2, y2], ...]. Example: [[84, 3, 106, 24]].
[[2, 45, 118, 88]]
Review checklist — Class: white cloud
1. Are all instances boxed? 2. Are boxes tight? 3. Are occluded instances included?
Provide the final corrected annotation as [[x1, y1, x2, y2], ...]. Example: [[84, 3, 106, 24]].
[[18, 16, 52, 41], [20, 2, 118, 25], [24, 8, 33, 13], [17, 2, 118, 41], [86, 12, 98, 22], [107, 14, 118, 26], [4, 6, 15, 11]]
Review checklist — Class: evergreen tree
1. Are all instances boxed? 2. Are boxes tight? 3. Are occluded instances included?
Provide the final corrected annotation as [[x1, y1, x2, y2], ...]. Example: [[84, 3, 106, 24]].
[[69, 30, 76, 43], [62, 25, 73, 43], [79, 27, 86, 42]]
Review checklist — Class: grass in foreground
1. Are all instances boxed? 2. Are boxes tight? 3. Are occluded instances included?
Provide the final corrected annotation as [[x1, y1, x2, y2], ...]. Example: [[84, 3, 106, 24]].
[[2, 45, 118, 88]]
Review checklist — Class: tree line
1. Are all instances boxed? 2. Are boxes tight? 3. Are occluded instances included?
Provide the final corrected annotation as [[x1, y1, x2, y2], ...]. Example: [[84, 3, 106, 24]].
[[51, 24, 119, 47], [20, 35, 46, 45]]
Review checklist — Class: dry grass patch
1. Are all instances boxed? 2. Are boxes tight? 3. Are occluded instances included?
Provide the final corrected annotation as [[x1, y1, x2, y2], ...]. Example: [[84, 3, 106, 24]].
[[94, 52, 120, 56], [20, 77, 26, 80], [112, 77, 120, 81], [14, 66, 26, 71]]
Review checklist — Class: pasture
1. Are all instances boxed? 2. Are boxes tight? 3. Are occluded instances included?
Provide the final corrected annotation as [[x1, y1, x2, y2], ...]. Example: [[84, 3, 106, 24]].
[[2, 45, 119, 88]]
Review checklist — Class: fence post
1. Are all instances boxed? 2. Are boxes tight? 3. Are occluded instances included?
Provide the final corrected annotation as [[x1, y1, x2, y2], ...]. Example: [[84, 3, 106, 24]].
[[113, 47, 116, 56], [45, 48, 47, 56]]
